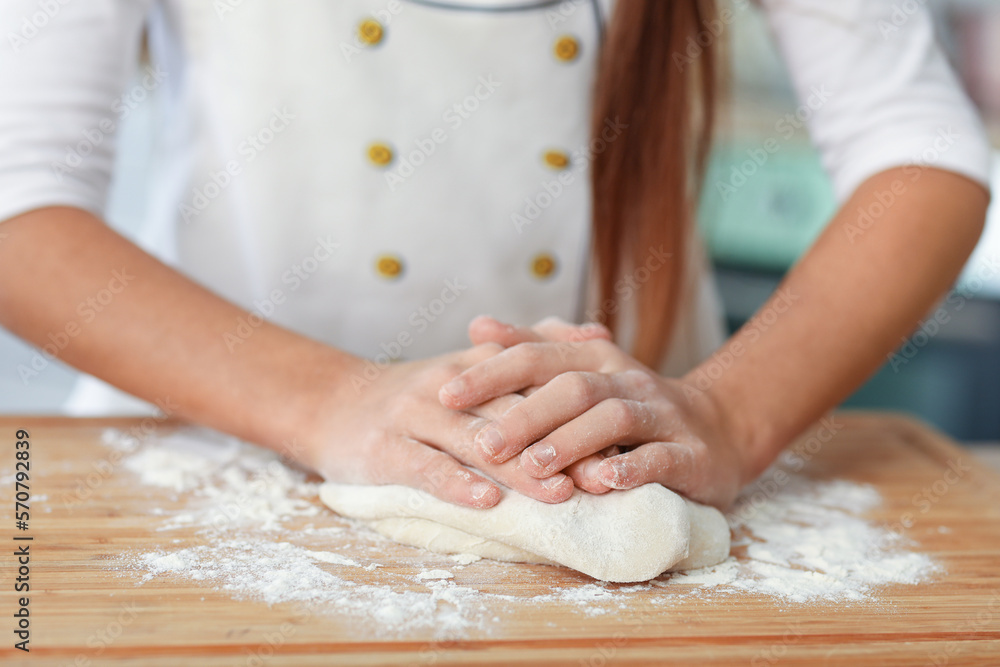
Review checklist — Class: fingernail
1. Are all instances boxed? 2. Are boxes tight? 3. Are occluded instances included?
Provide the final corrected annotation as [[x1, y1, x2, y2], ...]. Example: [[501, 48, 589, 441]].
[[586, 458, 605, 482], [476, 428, 504, 459], [527, 443, 556, 470], [600, 460, 624, 487], [441, 379, 465, 399], [540, 474, 568, 490], [471, 481, 494, 501]]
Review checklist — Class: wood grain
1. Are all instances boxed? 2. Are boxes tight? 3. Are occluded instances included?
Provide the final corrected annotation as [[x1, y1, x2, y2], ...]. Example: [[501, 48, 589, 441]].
[[0, 412, 998, 666]]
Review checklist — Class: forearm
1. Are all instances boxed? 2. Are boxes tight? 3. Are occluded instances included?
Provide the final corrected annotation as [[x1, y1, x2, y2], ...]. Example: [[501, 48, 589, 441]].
[[0, 207, 360, 455], [690, 167, 990, 480]]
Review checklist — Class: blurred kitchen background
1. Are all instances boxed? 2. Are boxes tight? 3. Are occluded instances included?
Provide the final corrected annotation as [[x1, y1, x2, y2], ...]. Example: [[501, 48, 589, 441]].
[[1, 0, 998, 442]]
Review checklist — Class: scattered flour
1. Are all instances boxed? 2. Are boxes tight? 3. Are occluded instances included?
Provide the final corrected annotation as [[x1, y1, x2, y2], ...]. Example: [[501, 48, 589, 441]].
[[106, 427, 940, 637], [306, 550, 362, 568], [118, 428, 319, 531], [450, 553, 482, 565], [713, 475, 937, 603]]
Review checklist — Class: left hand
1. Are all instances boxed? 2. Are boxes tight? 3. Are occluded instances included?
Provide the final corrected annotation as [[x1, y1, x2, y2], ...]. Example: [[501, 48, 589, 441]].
[[440, 317, 747, 509]]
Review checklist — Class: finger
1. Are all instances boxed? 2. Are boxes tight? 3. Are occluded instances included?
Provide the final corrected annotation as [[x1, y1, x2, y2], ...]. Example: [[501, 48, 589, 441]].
[[519, 398, 659, 477], [559, 446, 621, 494], [495, 459, 576, 504], [440, 340, 612, 409], [468, 315, 611, 348], [563, 454, 613, 495], [461, 341, 506, 364], [468, 316, 544, 347], [466, 393, 523, 421], [393, 395, 492, 464], [473, 371, 619, 463], [451, 439, 576, 504], [531, 316, 612, 343], [475, 397, 578, 504], [449, 394, 522, 462], [423, 395, 576, 504], [392, 391, 524, 472], [597, 441, 696, 496], [377, 438, 502, 509]]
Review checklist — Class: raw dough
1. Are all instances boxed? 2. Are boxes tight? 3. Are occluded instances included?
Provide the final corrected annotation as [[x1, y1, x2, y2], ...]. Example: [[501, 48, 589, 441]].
[[319, 482, 730, 583]]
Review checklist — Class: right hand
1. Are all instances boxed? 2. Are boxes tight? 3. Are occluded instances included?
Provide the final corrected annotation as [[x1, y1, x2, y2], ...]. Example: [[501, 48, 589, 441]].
[[301, 344, 578, 508]]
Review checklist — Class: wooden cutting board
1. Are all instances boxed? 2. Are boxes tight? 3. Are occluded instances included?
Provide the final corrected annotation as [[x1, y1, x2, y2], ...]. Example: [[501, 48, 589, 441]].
[[0, 412, 998, 666]]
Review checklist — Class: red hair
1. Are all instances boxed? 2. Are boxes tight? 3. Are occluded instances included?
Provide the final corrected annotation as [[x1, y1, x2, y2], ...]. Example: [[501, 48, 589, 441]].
[[591, 0, 720, 367]]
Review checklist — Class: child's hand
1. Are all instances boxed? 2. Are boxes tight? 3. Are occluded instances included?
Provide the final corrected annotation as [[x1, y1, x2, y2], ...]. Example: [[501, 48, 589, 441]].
[[303, 344, 579, 509], [440, 321, 747, 509]]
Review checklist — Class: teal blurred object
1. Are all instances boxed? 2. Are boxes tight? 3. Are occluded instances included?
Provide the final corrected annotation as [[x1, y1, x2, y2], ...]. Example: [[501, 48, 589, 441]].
[[698, 142, 836, 270]]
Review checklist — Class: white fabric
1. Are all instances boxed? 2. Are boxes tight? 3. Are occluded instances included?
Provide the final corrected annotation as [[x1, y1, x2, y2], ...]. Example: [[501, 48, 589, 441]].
[[0, 0, 991, 415], [0, 0, 153, 221], [759, 0, 993, 201]]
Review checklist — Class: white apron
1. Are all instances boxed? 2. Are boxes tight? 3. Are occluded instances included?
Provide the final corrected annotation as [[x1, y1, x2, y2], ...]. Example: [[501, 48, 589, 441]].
[[66, 0, 725, 415]]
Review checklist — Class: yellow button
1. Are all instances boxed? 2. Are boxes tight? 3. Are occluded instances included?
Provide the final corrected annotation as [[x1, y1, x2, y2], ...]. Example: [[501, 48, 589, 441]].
[[358, 19, 384, 46], [543, 150, 570, 170], [554, 35, 580, 62], [375, 254, 404, 279], [367, 142, 394, 167], [531, 253, 558, 280]]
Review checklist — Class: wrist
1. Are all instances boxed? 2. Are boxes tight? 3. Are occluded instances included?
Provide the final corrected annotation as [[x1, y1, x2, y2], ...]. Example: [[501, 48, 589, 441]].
[[678, 364, 780, 485], [262, 339, 365, 474]]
